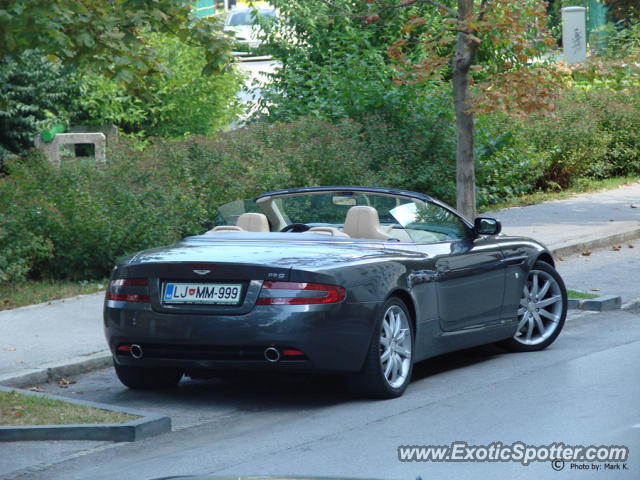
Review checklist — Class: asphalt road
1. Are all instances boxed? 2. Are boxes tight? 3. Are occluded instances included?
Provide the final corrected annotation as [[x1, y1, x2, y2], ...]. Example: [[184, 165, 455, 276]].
[[2, 305, 638, 480]]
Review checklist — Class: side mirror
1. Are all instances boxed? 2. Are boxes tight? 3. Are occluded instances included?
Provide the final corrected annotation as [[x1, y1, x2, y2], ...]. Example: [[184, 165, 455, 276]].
[[474, 217, 501, 236]]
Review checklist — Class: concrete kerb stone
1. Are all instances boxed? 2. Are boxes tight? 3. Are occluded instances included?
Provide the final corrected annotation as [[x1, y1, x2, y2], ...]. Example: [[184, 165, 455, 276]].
[[567, 295, 623, 311], [582, 295, 623, 312], [0, 385, 171, 442], [622, 299, 640, 311], [0, 351, 112, 389], [549, 228, 639, 312], [549, 226, 640, 259]]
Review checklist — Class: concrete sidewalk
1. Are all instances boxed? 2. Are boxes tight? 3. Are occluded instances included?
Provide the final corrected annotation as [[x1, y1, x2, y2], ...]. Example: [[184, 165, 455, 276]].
[[0, 293, 108, 386], [487, 181, 640, 257], [1, 182, 639, 387]]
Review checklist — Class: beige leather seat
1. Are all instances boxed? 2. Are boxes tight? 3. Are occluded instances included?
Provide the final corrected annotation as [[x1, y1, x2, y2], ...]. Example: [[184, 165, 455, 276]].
[[206, 212, 270, 234], [342, 206, 391, 240], [236, 212, 270, 232]]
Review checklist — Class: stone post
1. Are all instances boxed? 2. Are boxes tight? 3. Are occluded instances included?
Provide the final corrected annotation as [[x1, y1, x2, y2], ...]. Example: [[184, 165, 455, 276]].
[[562, 7, 587, 64]]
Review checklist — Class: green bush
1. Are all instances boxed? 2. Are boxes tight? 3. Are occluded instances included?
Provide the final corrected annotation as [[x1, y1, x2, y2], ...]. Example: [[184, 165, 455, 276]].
[[72, 33, 243, 137], [0, 118, 385, 282], [3, 81, 640, 284], [474, 115, 547, 206], [521, 87, 640, 188]]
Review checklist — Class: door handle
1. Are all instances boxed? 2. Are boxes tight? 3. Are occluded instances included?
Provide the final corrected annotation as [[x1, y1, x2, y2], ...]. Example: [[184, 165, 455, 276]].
[[501, 255, 528, 266]]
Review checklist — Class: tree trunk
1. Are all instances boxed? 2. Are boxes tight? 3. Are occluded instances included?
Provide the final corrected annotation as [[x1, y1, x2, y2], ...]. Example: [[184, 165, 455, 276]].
[[451, 0, 478, 221]]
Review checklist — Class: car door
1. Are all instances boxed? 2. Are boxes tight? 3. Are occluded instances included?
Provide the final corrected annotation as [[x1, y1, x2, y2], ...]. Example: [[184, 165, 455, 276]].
[[399, 201, 507, 331]]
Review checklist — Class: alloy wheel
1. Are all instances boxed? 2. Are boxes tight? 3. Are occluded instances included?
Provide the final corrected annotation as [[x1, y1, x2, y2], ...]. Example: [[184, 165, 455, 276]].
[[514, 268, 565, 346], [379, 304, 412, 388]]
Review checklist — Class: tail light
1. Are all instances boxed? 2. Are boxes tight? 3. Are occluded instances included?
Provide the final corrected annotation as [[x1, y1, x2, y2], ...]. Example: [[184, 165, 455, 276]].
[[257, 281, 345, 305], [106, 278, 150, 303]]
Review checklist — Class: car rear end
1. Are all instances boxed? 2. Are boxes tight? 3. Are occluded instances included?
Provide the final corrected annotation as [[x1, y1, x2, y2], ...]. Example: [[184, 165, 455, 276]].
[[104, 257, 378, 377]]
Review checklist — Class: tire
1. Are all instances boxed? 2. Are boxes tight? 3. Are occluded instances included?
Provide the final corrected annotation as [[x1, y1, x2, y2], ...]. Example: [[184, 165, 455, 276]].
[[501, 261, 567, 352], [351, 297, 414, 399], [114, 362, 183, 390]]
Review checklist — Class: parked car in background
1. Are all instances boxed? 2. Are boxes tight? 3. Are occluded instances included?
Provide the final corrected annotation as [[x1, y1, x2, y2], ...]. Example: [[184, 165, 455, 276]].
[[224, 3, 276, 49]]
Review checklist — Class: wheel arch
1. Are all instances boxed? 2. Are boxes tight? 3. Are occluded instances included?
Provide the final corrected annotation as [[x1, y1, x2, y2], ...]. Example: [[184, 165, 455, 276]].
[[386, 288, 417, 337], [535, 251, 555, 268]]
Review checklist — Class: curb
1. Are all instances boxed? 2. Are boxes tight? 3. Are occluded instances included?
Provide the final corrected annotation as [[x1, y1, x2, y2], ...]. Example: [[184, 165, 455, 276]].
[[0, 351, 112, 389], [567, 295, 623, 311], [622, 299, 640, 311], [0, 385, 170, 442], [549, 226, 640, 259]]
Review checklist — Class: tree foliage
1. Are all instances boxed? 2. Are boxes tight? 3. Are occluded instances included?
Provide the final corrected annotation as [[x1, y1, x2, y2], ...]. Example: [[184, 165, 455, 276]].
[[256, 0, 431, 122], [317, 0, 559, 218], [386, 0, 559, 116], [0, 51, 77, 159], [603, 0, 640, 26], [72, 34, 244, 137], [0, 0, 232, 84]]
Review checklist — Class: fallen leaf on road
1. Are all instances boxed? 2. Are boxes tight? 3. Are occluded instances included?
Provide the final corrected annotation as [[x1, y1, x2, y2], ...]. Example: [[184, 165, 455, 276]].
[[612, 245, 621, 251], [590, 288, 600, 292], [631, 204, 637, 208], [629, 244, 635, 248], [557, 257, 564, 262], [28, 386, 44, 392], [581, 250, 592, 256], [58, 378, 76, 388]]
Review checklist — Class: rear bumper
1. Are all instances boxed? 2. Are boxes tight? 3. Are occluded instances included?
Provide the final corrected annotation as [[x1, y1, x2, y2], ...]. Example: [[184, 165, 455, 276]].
[[104, 301, 380, 373]]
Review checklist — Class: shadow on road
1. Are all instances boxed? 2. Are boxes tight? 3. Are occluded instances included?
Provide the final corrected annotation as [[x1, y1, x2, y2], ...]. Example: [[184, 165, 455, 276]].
[[38, 344, 508, 425]]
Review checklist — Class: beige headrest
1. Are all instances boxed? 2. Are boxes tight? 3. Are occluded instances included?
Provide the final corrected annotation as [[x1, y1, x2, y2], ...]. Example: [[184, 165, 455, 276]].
[[342, 206, 391, 240], [236, 212, 270, 232]]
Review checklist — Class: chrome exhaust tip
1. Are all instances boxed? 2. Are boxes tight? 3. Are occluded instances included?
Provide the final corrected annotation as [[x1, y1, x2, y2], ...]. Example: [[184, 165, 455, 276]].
[[130, 344, 143, 359], [264, 346, 281, 363]]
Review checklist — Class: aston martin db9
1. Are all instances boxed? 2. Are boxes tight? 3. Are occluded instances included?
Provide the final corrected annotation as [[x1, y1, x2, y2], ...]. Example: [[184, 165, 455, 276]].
[[104, 187, 567, 398]]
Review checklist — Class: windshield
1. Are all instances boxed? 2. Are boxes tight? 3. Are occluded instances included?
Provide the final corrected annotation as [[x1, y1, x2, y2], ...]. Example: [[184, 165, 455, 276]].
[[211, 190, 468, 243], [273, 192, 404, 226]]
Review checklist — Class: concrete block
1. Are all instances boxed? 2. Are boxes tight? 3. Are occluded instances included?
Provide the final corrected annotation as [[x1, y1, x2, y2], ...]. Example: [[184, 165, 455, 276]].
[[582, 295, 622, 312], [35, 132, 106, 165], [567, 298, 582, 310]]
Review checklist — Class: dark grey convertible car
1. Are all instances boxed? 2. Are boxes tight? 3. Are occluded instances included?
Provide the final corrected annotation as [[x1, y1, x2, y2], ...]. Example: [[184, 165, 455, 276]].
[[104, 186, 567, 398]]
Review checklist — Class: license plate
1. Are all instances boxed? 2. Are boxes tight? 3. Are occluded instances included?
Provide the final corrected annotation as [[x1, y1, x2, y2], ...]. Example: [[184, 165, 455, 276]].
[[163, 282, 242, 305]]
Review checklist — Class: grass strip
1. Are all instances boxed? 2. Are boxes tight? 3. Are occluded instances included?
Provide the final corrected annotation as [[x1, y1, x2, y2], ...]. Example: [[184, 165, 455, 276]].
[[0, 279, 107, 311], [0, 390, 138, 426], [567, 289, 599, 300]]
